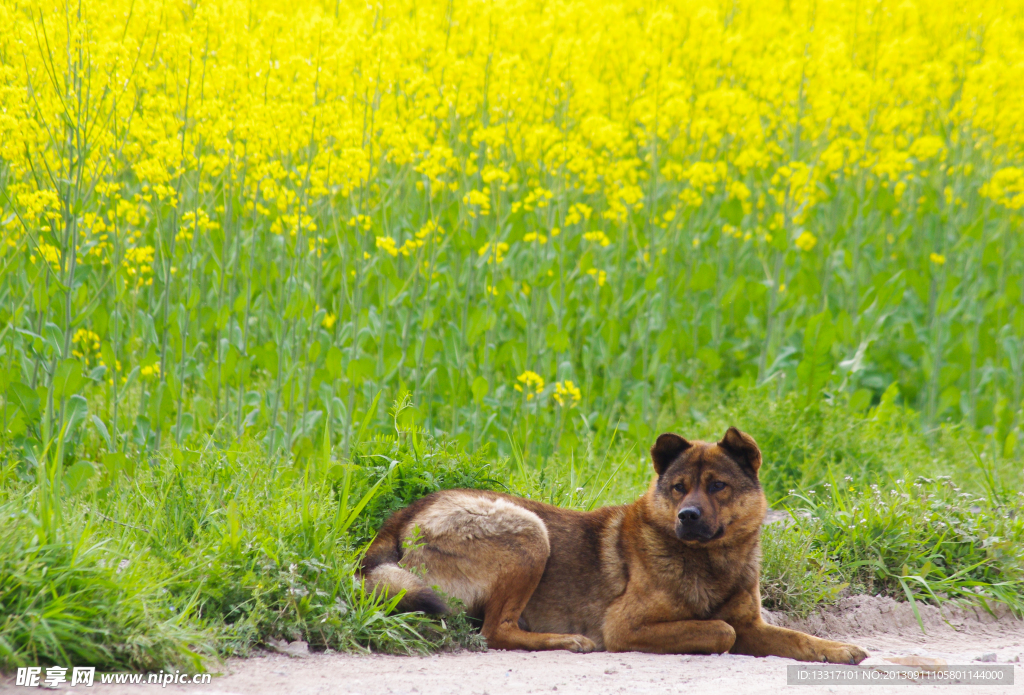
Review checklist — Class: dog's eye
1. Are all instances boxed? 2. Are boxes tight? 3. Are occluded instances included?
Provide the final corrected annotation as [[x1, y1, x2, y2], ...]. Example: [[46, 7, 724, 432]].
[[708, 481, 726, 493], [672, 483, 686, 493]]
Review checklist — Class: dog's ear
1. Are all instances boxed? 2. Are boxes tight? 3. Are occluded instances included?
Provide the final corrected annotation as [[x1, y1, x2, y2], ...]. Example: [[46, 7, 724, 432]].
[[651, 433, 692, 476], [717, 427, 762, 476]]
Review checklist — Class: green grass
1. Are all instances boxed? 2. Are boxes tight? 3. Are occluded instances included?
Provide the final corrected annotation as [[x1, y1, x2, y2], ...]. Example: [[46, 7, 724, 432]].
[[760, 519, 847, 617], [0, 508, 212, 671], [0, 427, 494, 671], [790, 475, 1024, 617], [3, 387, 1020, 672], [760, 479, 1024, 619]]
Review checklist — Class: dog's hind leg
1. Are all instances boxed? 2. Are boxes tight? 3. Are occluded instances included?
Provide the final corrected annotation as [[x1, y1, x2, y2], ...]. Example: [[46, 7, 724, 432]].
[[478, 548, 596, 653], [401, 492, 596, 653]]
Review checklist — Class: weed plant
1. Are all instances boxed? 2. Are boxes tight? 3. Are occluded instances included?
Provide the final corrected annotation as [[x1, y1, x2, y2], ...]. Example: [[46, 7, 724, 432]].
[[0, 424, 492, 670], [792, 476, 1024, 619]]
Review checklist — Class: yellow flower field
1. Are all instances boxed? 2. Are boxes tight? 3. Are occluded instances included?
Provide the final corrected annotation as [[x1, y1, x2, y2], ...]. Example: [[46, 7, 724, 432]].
[[1, 0, 1023, 460]]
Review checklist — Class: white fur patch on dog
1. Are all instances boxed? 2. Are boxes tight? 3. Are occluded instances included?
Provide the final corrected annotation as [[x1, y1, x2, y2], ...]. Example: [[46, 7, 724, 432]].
[[411, 492, 550, 548], [367, 562, 429, 594], [396, 492, 550, 612]]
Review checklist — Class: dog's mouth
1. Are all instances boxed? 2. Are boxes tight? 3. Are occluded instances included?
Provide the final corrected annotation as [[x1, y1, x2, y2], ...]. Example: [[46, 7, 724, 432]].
[[675, 524, 725, 543]]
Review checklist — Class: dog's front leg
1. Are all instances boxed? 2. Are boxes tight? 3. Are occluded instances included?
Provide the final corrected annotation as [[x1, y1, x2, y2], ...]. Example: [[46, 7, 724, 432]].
[[605, 619, 736, 654], [731, 621, 867, 664], [721, 590, 868, 664], [602, 600, 736, 654]]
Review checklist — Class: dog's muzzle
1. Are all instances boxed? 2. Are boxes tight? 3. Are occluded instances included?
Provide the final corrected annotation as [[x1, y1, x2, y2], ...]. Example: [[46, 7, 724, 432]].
[[676, 507, 723, 541]]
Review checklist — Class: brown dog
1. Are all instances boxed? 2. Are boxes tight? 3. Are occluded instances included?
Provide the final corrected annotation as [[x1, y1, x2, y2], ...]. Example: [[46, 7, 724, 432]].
[[359, 427, 867, 662]]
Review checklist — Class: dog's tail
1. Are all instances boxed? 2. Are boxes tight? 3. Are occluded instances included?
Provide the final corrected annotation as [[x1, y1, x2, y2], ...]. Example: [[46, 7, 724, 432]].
[[362, 562, 449, 614], [359, 503, 449, 615]]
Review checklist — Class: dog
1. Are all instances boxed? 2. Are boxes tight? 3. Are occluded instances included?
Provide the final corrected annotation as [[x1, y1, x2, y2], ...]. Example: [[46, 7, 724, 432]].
[[359, 427, 868, 662]]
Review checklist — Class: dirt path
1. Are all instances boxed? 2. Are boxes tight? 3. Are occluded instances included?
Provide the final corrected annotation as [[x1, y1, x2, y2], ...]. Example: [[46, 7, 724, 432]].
[[4, 597, 1022, 694]]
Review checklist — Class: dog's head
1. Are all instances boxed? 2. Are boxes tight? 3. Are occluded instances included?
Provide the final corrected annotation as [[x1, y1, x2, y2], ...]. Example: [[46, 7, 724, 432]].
[[647, 427, 767, 545]]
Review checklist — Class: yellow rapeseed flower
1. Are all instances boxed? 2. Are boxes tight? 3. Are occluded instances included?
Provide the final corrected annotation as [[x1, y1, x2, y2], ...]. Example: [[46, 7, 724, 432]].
[[123, 246, 155, 287], [375, 236, 399, 257], [930, 253, 946, 265], [72, 329, 101, 359], [795, 231, 818, 252], [478, 242, 509, 264], [514, 371, 545, 400], [980, 168, 1024, 210], [553, 380, 581, 408]]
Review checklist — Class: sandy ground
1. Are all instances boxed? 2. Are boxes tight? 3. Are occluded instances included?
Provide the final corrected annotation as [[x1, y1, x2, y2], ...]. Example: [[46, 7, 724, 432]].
[[3, 596, 1023, 695]]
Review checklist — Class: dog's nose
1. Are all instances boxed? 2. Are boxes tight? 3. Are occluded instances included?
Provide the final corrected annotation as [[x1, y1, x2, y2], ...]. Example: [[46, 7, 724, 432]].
[[678, 506, 701, 522]]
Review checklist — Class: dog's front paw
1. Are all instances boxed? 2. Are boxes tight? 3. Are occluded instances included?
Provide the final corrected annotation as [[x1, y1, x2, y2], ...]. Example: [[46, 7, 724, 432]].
[[820, 642, 868, 665], [561, 634, 597, 653]]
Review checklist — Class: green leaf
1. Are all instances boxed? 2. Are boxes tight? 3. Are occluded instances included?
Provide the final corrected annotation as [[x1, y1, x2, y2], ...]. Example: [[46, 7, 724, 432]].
[[721, 197, 744, 225], [352, 390, 382, 450], [226, 499, 241, 550], [1004, 430, 1018, 459], [397, 405, 419, 429], [875, 186, 897, 214], [325, 346, 343, 380], [690, 263, 716, 291], [176, 412, 195, 441], [149, 383, 176, 430], [697, 346, 723, 373], [63, 394, 89, 442], [346, 358, 375, 384], [467, 307, 495, 344], [796, 311, 835, 407], [849, 388, 873, 413], [90, 415, 111, 448], [102, 451, 126, 478], [545, 324, 570, 352], [938, 385, 961, 415], [64, 460, 95, 496], [217, 304, 231, 330], [255, 341, 278, 374], [52, 359, 84, 400], [101, 342, 116, 374], [6, 410, 26, 437], [336, 460, 400, 537], [471, 376, 489, 404], [6, 381, 40, 420], [321, 418, 332, 471], [328, 463, 352, 481], [496, 340, 525, 368], [42, 323, 64, 357]]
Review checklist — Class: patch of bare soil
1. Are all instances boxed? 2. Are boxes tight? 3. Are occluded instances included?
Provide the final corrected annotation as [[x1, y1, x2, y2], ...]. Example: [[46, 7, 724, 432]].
[[4, 596, 1022, 695]]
